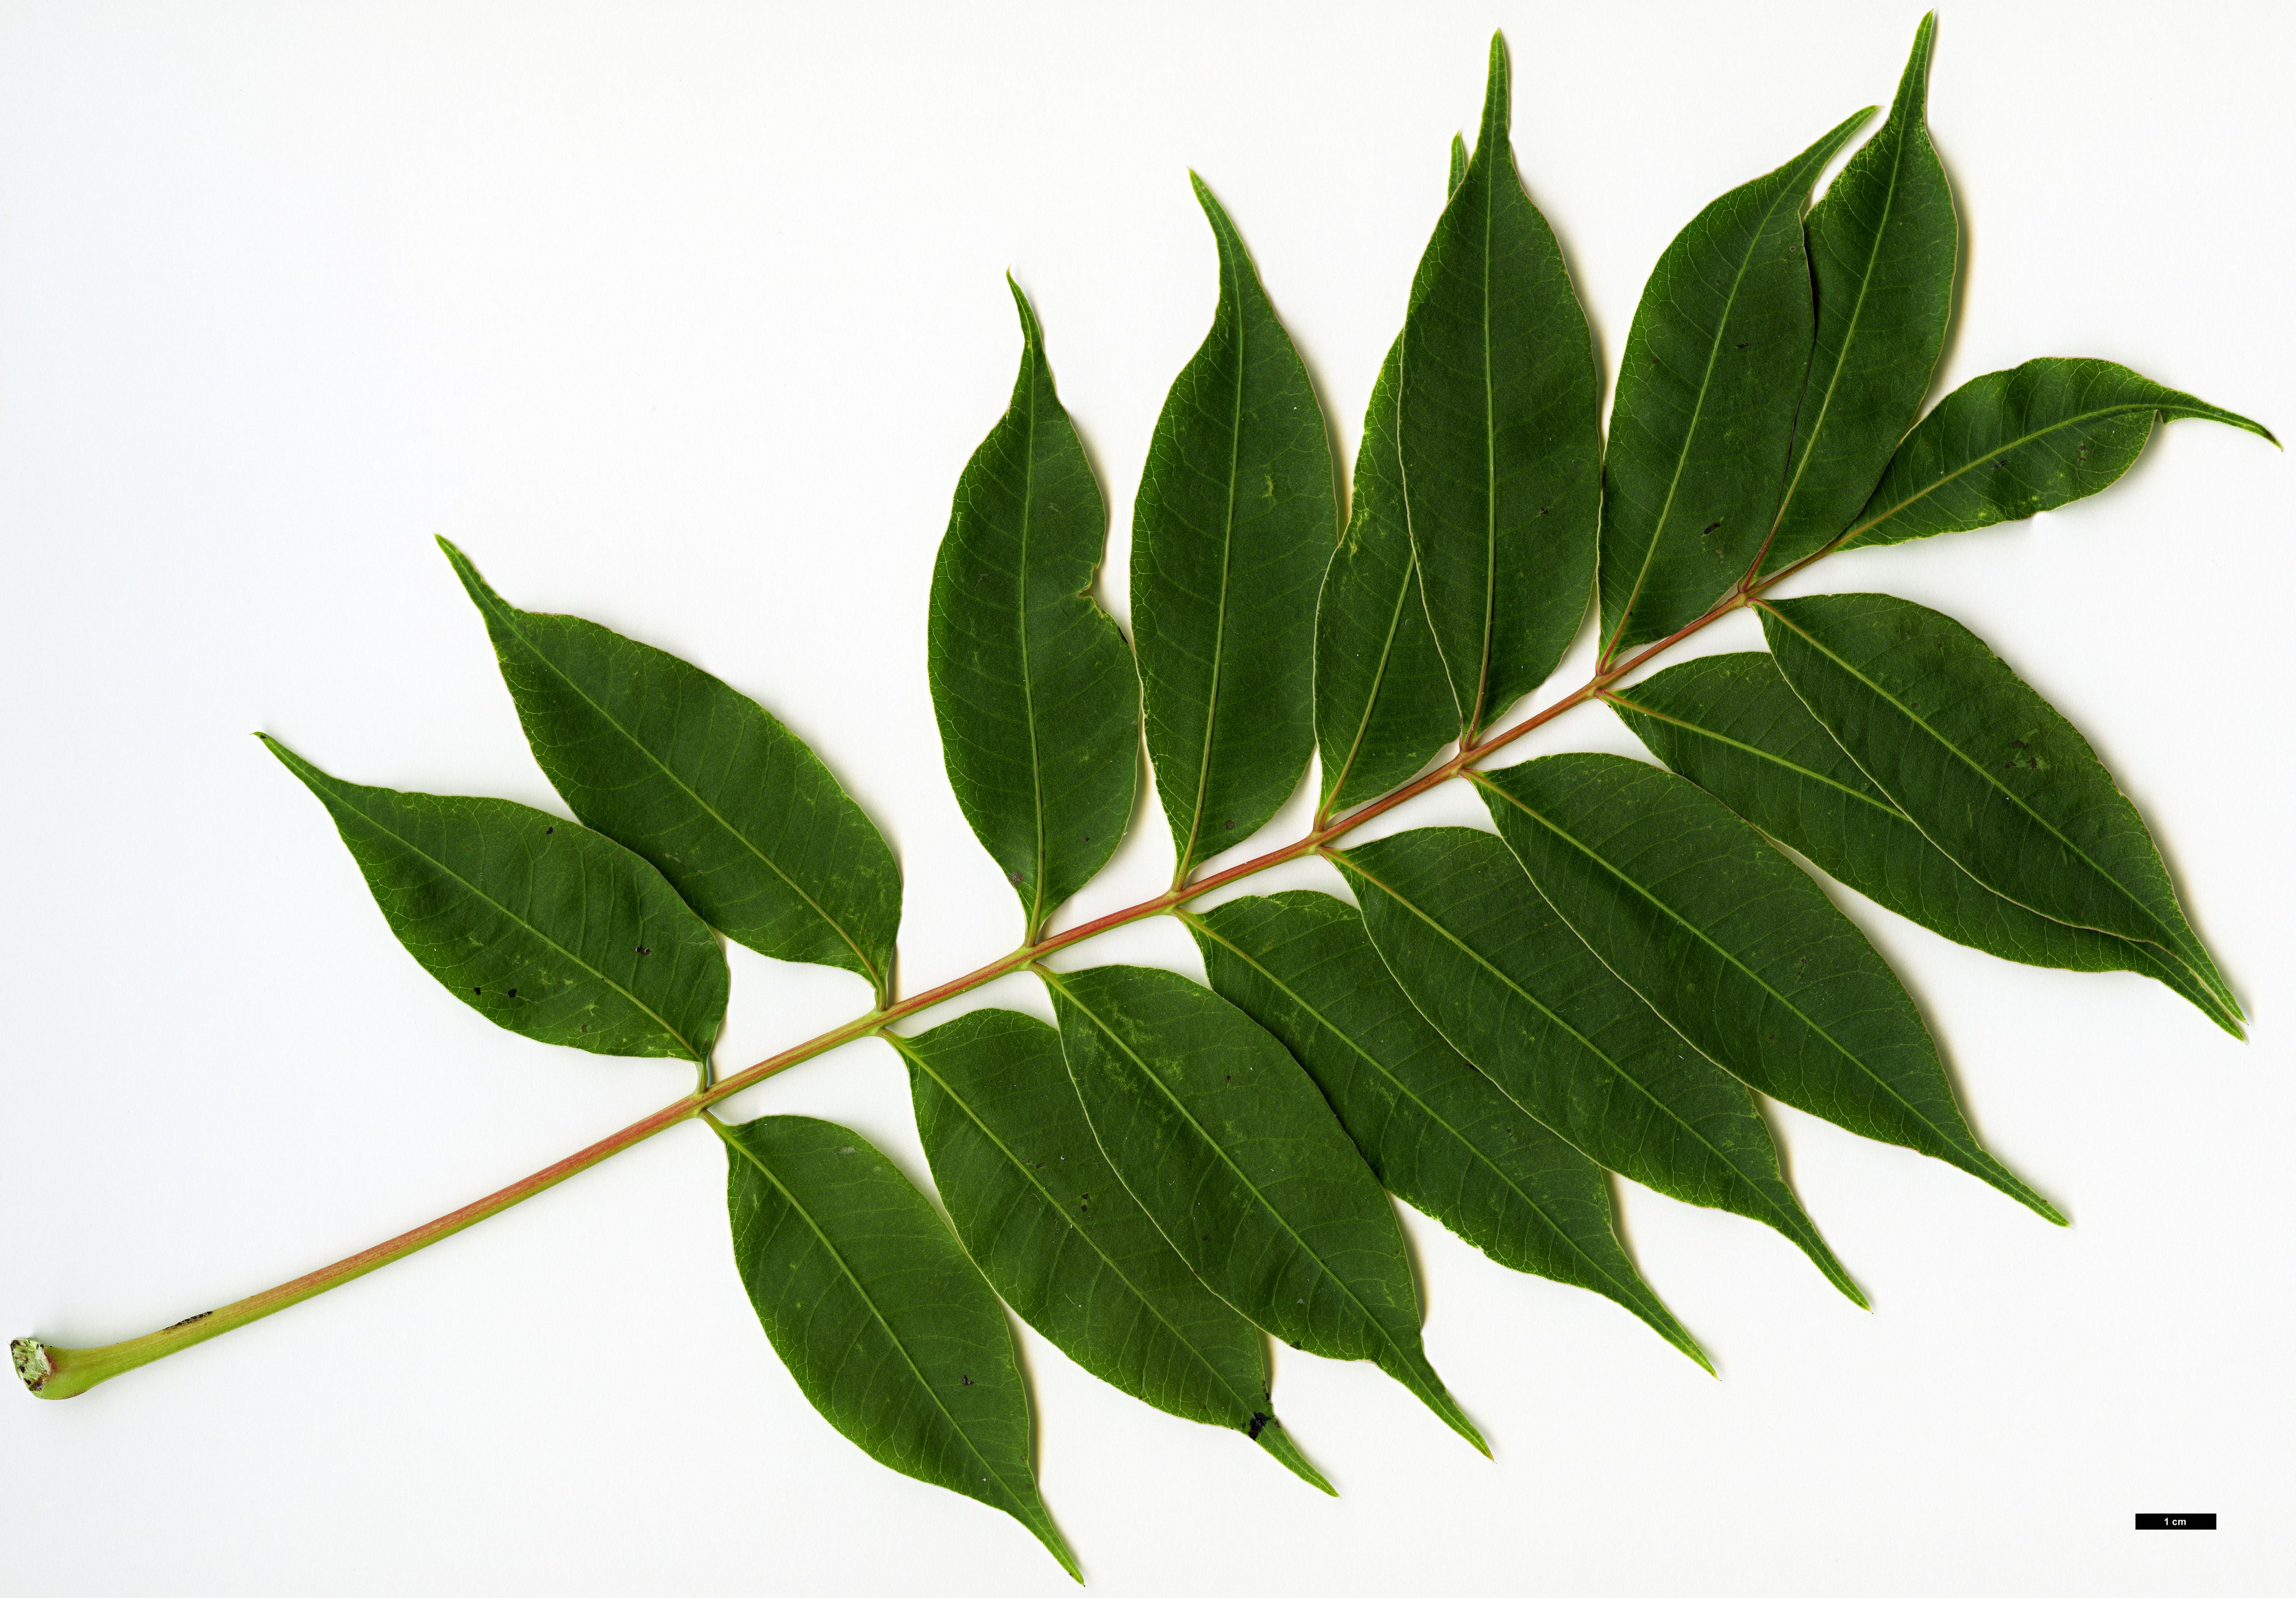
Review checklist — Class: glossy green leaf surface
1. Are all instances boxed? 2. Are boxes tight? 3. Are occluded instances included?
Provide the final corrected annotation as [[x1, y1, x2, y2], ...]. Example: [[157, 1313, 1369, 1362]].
[[1598, 108, 1873, 657], [1841, 359, 2274, 552], [1398, 36, 1602, 734], [1611, 653, 2238, 1032], [1040, 963, 1482, 1451], [891, 1009, 1330, 1490], [1132, 179, 1336, 876], [1476, 753, 2058, 1220], [442, 541, 901, 1000], [929, 287, 1140, 941], [1311, 143, 1471, 814], [718, 1115, 1076, 1578], [1763, 16, 1957, 572], [1186, 892, 1709, 1368], [1332, 828, 1857, 1300], [262, 736, 725, 1062], [1759, 593, 2238, 1020]]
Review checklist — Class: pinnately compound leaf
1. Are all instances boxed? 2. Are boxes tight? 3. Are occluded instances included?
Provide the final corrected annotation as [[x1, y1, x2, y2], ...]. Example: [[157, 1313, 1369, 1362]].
[[1399, 35, 1602, 736], [1759, 593, 2239, 1021], [1840, 359, 2275, 552], [1310, 139, 1474, 816], [716, 1115, 1077, 1578], [1332, 828, 1858, 1302], [263, 736, 727, 1061], [1609, 653, 2239, 1033], [1763, 15, 1957, 572], [1475, 753, 2060, 1221], [929, 285, 1140, 941], [890, 1009, 1331, 1492], [441, 541, 901, 1003], [1039, 963, 1485, 1453], [1598, 107, 1874, 658], [1132, 179, 1336, 879], [1184, 892, 1710, 1368]]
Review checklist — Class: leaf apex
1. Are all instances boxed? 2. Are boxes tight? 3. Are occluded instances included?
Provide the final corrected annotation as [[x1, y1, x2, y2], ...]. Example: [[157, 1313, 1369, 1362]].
[[1036, 1517, 1085, 1584], [1478, 32, 1510, 147], [436, 535, 503, 613], [1003, 274, 1044, 351], [1186, 170, 1241, 245]]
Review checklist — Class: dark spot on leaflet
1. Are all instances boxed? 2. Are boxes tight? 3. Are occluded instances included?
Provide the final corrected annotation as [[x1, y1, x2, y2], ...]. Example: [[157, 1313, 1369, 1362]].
[[1539, 505, 1550, 516], [546, 826, 554, 834], [1225, 820, 1235, 830], [637, 947, 651, 956], [1249, 1413, 1270, 1439], [1735, 341, 1748, 350], [1701, 520, 1723, 538], [960, 1375, 973, 1387], [508, 989, 517, 997], [474, 986, 483, 995], [1007, 870, 1024, 886]]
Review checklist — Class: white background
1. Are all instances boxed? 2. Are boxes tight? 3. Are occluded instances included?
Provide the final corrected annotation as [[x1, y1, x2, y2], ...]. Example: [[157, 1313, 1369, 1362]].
[[3, 2, 2288, 1592]]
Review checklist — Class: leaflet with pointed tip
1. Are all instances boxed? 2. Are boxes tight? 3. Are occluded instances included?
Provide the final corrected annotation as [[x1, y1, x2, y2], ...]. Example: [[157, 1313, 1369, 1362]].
[[1476, 753, 2060, 1221], [1042, 963, 1484, 1452], [441, 540, 901, 1000], [719, 1115, 1077, 1579], [1188, 891, 1711, 1368], [894, 1009, 1330, 1491], [1132, 180, 1335, 876], [1399, 35, 1601, 734], [1763, 16, 1957, 572], [1838, 359, 2274, 553], [1610, 651, 2239, 1033], [1332, 826, 1861, 1300], [1598, 107, 1874, 655], [262, 735, 726, 1063], [927, 285, 1140, 941], [1759, 592, 2238, 1020]]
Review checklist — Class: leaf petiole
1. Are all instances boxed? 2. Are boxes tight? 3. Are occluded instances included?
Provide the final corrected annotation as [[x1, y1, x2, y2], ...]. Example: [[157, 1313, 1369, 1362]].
[[15, 577, 1770, 1401]]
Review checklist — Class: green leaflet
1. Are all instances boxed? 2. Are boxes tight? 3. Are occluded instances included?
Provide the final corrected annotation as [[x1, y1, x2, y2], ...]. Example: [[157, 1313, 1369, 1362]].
[[441, 542, 901, 1002], [1132, 178, 1336, 878], [1759, 593, 2238, 1021], [1610, 653, 2239, 1034], [1312, 340, 1452, 815], [716, 1115, 1077, 1579], [890, 1010, 1331, 1492], [1838, 359, 2274, 553], [1039, 963, 1483, 1452], [1763, 16, 1957, 572], [1311, 148, 1472, 816], [1475, 753, 2059, 1221], [1398, 36, 1602, 735], [262, 736, 725, 1062], [929, 285, 1140, 941], [1331, 828, 1857, 1302], [1598, 107, 1874, 658], [1184, 892, 1710, 1369]]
